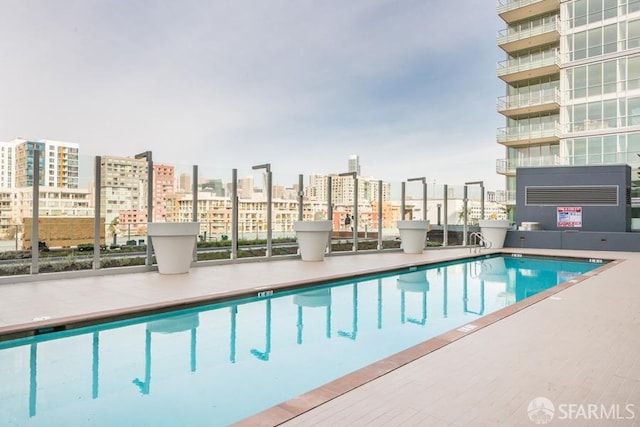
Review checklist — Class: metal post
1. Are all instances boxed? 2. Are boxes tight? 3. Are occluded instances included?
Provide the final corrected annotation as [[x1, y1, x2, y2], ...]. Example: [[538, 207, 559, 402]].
[[298, 174, 303, 221], [463, 185, 468, 246], [422, 182, 427, 221], [338, 172, 357, 251], [408, 177, 427, 221], [327, 176, 332, 254], [353, 176, 358, 252], [377, 180, 383, 251], [481, 184, 485, 220], [252, 163, 272, 257], [93, 156, 102, 270], [266, 170, 272, 257], [30, 147, 40, 274], [443, 184, 448, 247], [401, 182, 406, 220], [135, 151, 153, 267], [192, 165, 198, 222], [232, 168, 238, 260], [146, 155, 153, 266], [465, 180, 485, 223], [192, 164, 198, 262]]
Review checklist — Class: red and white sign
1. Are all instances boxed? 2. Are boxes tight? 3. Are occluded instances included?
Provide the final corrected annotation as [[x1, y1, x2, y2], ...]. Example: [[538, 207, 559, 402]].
[[557, 207, 582, 228]]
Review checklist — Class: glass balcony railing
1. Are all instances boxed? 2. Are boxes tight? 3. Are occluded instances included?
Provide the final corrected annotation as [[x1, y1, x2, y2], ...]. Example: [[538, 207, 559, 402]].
[[497, 19, 559, 48], [495, 190, 516, 205], [497, 50, 560, 78], [496, 122, 561, 144], [497, 0, 556, 16], [497, 88, 560, 113], [496, 155, 567, 174], [496, 151, 640, 175]]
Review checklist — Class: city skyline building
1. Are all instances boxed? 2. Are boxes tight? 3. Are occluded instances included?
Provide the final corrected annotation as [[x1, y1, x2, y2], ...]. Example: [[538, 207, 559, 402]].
[[0, 138, 80, 189], [497, 0, 640, 227], [348, 154, 361, 176]]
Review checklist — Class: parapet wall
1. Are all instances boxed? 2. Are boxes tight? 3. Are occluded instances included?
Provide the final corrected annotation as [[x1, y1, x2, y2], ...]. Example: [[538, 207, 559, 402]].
[[505, 230, 640, 252]]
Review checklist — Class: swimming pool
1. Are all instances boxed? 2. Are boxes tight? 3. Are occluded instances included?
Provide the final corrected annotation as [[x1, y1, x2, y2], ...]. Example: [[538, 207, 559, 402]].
[[0, 255, 604, 426]]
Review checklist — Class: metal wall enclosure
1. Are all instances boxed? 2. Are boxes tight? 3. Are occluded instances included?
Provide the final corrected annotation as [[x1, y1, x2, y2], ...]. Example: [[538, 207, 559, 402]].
[[516, 165, 631, 232]]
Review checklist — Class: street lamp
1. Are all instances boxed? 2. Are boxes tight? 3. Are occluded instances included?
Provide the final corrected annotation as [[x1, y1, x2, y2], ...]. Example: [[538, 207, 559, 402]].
[[252, 163, 272, 257], [135, 151, 153, 267], [339, 172, 357, 251], [408, 177, 427, 221]]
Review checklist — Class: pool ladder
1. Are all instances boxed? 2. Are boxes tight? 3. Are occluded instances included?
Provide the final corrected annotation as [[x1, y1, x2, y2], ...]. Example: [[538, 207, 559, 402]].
[[469, 232, 491, 253]]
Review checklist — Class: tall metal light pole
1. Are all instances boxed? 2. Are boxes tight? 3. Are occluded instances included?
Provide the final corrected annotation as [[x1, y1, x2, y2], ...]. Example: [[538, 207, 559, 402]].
[[408, 177, 427, 221], [252, 163, 272, 257], [465, 180, 485, 246], [465, 181, 485, 220], [135, 151, 153, 267], [339, 171, 357, 251]]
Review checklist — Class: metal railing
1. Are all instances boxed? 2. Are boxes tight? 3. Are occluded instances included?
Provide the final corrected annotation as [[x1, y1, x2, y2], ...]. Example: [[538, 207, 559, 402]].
[[497, 50, 560, 77], [469, 232, 490, 253], [497, 18, 559, 47], [496, 87, 560, 112]]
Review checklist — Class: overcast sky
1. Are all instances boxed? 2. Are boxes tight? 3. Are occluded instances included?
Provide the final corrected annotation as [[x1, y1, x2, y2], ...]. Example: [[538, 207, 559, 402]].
[[0, 0, 505, 190]]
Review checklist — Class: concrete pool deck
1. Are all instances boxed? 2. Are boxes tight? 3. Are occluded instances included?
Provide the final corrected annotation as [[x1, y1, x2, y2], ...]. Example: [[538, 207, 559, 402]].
[[0, 247, 638, 426]]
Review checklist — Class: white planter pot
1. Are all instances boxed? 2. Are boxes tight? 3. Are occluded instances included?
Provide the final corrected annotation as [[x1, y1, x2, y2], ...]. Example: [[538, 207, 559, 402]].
[[478, 219, 510, 249], [148, 222, 199, 274], [397, 220, 429, 254], [293, 220, 332, 261]]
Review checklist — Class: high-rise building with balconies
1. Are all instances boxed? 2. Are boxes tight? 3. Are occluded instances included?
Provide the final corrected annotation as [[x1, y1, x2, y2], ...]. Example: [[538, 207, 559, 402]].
[[497, 0, 640, 226], [10, 138, 79, 188]]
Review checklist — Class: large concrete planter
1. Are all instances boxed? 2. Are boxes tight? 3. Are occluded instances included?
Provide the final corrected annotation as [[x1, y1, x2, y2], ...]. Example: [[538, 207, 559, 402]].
[[148, 222, 199, 274], [293, 220, 332, 261], [478, 219, 510, 249], [397, 220, 429, 254]]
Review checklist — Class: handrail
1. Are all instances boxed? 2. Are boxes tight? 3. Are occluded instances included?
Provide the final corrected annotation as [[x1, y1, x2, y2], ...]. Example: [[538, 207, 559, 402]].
[[469, 232, 492, 253]]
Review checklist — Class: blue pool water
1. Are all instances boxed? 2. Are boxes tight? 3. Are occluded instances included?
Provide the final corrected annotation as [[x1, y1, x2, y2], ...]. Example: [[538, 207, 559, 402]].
[[0, 255, 603, 426]]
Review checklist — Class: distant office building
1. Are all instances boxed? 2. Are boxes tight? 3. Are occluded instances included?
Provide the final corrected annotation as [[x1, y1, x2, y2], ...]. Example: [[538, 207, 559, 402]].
[[178, 173, 191, 193], [0, 141, 14, 188], [304, 173, 390, 205], [348, 155, 361, 176], [200, 178, 225, 196], [153, 164, 175, 222], [100, 155, 148, 226], [237, 176, 254, 199]]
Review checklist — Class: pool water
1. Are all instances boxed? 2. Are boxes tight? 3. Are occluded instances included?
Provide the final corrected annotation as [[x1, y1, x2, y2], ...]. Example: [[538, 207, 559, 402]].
[[0, 255, 603, 426]]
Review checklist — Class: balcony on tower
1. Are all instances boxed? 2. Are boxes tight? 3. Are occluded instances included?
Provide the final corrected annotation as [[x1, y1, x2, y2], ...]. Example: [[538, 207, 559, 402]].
[[497, 87, 560, 117], [497, 16, 559, 53], [496, 122, 561, 146], [495, 154, 567, 176], [497, 0, 560, 24], [497, 49, 560, 83]]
